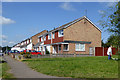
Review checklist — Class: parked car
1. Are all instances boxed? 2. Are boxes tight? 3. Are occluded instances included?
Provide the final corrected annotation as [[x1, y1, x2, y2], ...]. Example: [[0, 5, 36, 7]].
[[9, 50, 20, 54], [23, 49, 42, 55], [0, 52, 4, 56]]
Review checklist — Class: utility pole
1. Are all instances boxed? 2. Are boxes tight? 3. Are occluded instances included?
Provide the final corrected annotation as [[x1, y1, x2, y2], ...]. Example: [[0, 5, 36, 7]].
[[85, 9, 87, 17], [6, 45, 8, 54]]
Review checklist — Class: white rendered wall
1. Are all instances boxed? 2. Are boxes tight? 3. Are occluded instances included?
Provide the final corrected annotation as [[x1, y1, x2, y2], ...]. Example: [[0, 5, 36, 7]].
[[11, 47, 22, 51], [26, 43, 32, 50]]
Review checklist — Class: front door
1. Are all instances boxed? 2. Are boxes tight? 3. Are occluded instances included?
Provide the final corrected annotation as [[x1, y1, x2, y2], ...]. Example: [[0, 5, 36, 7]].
[[89, 47, 93, 55], [53, 46, 57, 54]]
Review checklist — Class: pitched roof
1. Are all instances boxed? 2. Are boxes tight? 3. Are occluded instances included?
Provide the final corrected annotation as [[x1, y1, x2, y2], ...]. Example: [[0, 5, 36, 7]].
[[50, 16, 101, 32]]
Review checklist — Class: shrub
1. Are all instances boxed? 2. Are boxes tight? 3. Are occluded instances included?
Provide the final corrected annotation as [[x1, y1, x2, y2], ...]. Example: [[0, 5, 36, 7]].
[[46, 49, 50, 54], [18, 55, 21, 59], [20, 52, 26, 55], [23, 52, 31, 58]]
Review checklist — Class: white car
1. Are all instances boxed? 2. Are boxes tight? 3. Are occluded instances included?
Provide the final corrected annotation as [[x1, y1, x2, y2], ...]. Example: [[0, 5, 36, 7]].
[[0, 53, 4, 56]]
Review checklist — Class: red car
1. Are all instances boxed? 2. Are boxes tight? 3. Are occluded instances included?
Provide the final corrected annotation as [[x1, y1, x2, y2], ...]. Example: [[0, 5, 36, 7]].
[[23, 50, 42, 55]]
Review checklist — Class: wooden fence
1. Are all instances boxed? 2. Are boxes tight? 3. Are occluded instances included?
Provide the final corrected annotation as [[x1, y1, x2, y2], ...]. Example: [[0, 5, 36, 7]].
[[95, 47, 118, 56]]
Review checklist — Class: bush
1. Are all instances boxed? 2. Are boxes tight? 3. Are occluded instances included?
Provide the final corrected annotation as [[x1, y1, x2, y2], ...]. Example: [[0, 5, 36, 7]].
[[46, 49, 50, 54], [20, 52, 26, 55], [18, 55, 21, 59], [23, 52, 31, 58]]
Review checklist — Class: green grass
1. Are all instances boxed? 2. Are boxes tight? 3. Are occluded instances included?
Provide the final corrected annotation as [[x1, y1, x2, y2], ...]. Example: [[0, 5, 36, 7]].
[[23, 56, 119, 78], [0, 57, 14, 78]]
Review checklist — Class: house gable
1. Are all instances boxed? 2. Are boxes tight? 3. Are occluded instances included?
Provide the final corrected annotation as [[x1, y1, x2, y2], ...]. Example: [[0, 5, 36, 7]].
[[64, 18, 101, 47]]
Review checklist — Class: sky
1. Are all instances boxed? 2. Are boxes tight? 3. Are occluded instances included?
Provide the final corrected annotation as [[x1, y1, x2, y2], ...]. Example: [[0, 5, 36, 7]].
[[1, 1, 117, 47]]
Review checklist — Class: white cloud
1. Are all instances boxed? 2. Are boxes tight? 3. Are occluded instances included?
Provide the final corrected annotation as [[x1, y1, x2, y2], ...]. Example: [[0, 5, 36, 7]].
[[98, 10, 106, 14], [60, 2, 75, 11], [2, 40, 7, 43], [9, 41, 15, 44], [0, 16, 15, 25], [107, 2, 116, 7], [1, 35, 8, 40], [107, 2, 115, 7]]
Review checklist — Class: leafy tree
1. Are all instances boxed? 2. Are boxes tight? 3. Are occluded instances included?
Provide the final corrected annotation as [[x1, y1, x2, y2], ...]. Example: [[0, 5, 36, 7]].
[[99, 2, 120, 49], [2, 46, 11, 52], [105, 35, 119, 48]]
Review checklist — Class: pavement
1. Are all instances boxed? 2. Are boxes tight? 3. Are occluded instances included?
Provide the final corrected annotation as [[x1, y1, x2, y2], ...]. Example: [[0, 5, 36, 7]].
[[4, 55, 61, 78]]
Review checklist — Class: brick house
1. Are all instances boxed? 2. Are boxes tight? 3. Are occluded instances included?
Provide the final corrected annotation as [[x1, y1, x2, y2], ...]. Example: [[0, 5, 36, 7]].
[[38, 16, 101, 55], [11, 38, 32, 51], [20, 38, 32, 50], [32, 30, 48, 51]]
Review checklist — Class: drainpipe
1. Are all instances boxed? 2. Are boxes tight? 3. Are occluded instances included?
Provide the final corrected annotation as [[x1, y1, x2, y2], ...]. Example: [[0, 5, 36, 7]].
[[103, 47, 104, 56], [94, 47, 95, 56]]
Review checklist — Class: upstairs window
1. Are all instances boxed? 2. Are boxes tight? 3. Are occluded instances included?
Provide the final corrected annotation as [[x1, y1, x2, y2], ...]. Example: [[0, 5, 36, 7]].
[[52, 32, 55, 39], [58, 29, 64, 37], [48, 33, 51, 40], [41, 37, 44, 42], [44, 36, 46, 41], [38, 38, 39, 42]]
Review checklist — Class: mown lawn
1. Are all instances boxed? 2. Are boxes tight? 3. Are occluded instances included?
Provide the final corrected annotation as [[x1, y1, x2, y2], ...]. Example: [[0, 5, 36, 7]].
[[0, 57, 14, 79], [23, 55, 119, 78]]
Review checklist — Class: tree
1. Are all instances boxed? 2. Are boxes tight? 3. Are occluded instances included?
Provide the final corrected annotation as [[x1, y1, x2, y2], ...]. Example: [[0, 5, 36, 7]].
[[105, 35, 119, 48], [2, 46, 11, 52], [99, 2, 120, 49]]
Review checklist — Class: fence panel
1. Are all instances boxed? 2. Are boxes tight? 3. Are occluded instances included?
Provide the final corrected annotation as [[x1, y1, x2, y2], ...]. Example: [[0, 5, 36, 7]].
[[95, 47, 103, 56], [112, 48, 117, 55], [104, 48, 108, 56], [95, 47, 117, 56]]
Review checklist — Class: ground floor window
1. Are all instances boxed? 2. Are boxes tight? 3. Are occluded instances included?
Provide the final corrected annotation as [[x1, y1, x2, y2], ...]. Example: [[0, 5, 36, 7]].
[[75, 43, 85, 51], [63, 44, 69, 51], [59, 45, 61, 51]]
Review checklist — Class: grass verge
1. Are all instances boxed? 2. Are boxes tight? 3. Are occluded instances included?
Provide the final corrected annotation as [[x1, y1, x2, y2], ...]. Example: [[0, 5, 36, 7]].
[[0, 61, 14, 78], [23, 56, 119, 78]]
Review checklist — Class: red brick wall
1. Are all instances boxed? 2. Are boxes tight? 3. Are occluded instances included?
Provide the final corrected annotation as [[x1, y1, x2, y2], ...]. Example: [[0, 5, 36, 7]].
[[52, 31, 63, 43], [44, 34, 51, 44]]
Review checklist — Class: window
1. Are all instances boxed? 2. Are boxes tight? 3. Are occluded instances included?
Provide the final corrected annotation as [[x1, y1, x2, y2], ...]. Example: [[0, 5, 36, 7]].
[[58, 29, 64, 37], [41, 37, 44, 42], [75, 43, 85, 51], [48, 34, 51, 40], [52, 32, 55, 39], [63, 44, 69, 51], [59, 45, 61, 51], [38, 38, 39, 42], [44, 36, 46, 41], [75, 44, 79, 51], [30, 39, 32, 43]]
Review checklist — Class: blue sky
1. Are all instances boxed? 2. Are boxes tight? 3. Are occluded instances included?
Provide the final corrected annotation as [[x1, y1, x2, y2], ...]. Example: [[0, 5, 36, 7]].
[[1, 2, 116, 47]]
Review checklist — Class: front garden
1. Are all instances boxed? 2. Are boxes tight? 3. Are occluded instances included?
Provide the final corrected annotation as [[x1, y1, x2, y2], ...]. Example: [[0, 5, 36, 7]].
[[22, 55, 119, 78]]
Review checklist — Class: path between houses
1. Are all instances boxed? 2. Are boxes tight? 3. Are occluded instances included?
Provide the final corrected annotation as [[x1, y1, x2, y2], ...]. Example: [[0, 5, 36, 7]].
[[4, 55, 61, 78]]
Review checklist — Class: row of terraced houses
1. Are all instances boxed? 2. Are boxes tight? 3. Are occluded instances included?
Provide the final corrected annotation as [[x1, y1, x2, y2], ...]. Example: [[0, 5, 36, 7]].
[[11, 16, 102, 55]]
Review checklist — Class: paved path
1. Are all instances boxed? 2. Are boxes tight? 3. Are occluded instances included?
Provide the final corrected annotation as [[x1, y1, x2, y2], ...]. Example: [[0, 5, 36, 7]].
[[4, 55, 60, 78]]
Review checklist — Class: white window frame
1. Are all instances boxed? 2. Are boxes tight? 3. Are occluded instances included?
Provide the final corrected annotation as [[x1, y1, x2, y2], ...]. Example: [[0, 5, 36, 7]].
[[30, 39, 32, 43], [38, 38, 39, 42], [63, 44, 69, 51], [44, 36, 46, 41], [58, 29, 64, 37], [41, 37, 44, 42], [75, 43, 85, 51], [48, 33, 51, 40], [58, 45, 61, 51], [52, 32, 55, 39]]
